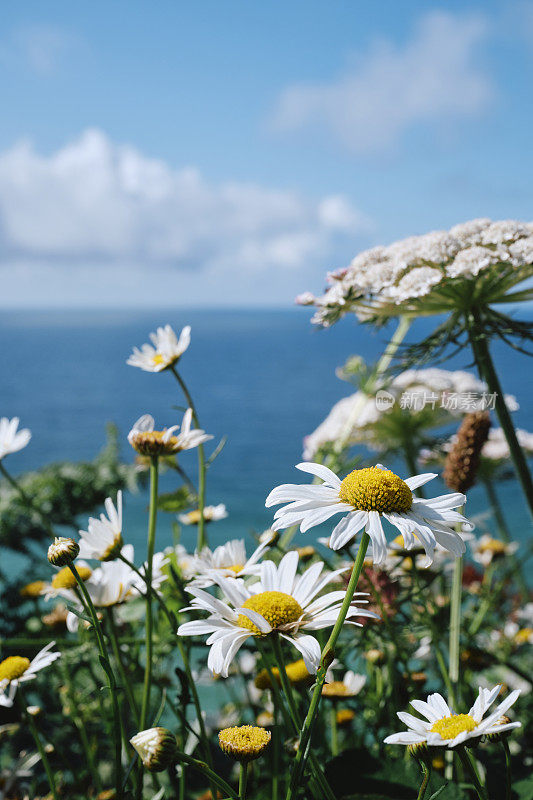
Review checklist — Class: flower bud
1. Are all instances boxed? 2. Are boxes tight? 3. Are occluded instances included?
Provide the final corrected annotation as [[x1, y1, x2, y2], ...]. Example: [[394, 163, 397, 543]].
[[130, 727, 178, 772], [48, 537, 80, 567]]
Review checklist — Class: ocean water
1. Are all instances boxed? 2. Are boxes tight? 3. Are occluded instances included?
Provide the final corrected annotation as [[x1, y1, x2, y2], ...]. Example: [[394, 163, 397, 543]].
[[1, 308, 532, 570]]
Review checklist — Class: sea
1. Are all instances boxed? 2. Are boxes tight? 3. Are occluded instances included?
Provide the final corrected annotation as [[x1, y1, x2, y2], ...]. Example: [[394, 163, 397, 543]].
[[1, 308, 532, 576]]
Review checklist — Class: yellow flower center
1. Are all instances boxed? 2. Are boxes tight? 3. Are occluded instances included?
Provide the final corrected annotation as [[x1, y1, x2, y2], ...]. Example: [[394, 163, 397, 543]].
[[336, 708, 355, 726], [218, 725, 271, 762], [100, 535, 124, 562], [322, 680, 352, 698], [255, 658, 312, 690], [223, 564, 244, 574], [237, 591, 303, 635], [339, 467, 412, 513], [20, 580, 46, 598], [479, 538, 506, 556], [130, 431, 180, 456], [0, 656, 30, 682], [515, 627, 533, 645], [52, 565, 92, 590], [152, 352, 166, 366], [430, 714, 477, 739]]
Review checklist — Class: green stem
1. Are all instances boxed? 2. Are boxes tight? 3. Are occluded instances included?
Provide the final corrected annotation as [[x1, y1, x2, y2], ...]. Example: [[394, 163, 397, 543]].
[[106, 608, 140, 724], [502, 739, 512, 800], [468, 313, 533, 521], [448, 555, 463, 709], [68, 563, 123, 798], [174, 750, 239, 799], [286, 533, 370, 800], [171, 366, 208, 550], [239, 761, 249, 800], [457, 748, 488, 800], [18, 688, 58, 800], [257, 641, 330, 800], [416, 762, 431, 800], [272, 700, 280, 800], [140, 457, 159, 733], [483, 477, 528, 597]]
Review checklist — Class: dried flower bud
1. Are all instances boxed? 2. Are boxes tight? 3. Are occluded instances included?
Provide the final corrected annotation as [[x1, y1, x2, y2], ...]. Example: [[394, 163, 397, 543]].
[[218, 725, 271, 762], [443, 411, 491, 492], [130, 727, 178, 772], [48, 537, 80, 567]]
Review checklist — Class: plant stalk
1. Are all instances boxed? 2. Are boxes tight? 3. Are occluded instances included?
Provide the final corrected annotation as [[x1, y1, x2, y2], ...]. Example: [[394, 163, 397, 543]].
[[140, 456, 159, 733]]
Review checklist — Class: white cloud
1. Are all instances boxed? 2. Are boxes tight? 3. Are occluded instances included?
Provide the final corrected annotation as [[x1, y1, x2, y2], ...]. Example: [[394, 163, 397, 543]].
[[270, 11, 493, 154], [0, 130, 371, 306], [0, 25, 75, 75]]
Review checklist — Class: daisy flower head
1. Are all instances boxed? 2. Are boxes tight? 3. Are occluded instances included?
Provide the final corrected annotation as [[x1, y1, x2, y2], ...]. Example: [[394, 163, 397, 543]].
[[128, 409, 212, 457], [127, 324, 191, 372], [0, 417, 31, 460], [178, 503, 227, 526], [0, 642, 60, 708], [322, 669, 366, 699], [79, 492, 123, 561], [266, 463, 472, 565], [178, 550, 376, 677], [188, 538, 271, 588], [472, 535, 519, 568], [384, 686, 521, 749]]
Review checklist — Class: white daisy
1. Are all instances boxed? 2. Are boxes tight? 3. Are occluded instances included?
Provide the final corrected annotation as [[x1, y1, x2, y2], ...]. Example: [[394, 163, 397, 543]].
[[187, 538, 271, 588], [127, 324, 191, 372], [0, 417, 31, 460], [178, 503, 227, 526], [128, 410, 212, 456], [472, 535, 519, 568], [78, 491, 123, 561], [322, 669, 366, 698], [0, 642, 60, 708], [177, 551, 376, 676], [266, 463, 472, 565], [384, 685, 521, 748]]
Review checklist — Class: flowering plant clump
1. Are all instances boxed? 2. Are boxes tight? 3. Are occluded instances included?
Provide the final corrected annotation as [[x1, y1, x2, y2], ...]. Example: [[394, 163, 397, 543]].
[[1, 295, 531, 800]]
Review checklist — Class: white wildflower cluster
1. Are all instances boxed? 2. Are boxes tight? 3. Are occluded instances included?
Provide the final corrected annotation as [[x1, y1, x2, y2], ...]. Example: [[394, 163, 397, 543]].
[[303, 368, 511, 460], [481, 427, 533, 462], [297, 219, 533, 326]]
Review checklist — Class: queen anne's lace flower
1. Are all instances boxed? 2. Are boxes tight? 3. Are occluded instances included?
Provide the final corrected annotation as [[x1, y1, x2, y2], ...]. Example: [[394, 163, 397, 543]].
[[302, 218, 533, 326], [267, 463, 472, 564], [384, 686, 521, 748]]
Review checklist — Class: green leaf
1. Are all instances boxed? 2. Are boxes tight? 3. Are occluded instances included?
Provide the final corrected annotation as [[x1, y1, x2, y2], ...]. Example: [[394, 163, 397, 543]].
[[157, 486, 194, 513]]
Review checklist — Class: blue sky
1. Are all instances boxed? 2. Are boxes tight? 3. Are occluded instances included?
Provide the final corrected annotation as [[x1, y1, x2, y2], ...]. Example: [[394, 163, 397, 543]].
[[0, 0, 531, 306]]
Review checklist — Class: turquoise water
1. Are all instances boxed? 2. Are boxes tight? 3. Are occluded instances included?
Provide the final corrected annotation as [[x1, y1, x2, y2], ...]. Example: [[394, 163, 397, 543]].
[[1, 309, 532, 569]]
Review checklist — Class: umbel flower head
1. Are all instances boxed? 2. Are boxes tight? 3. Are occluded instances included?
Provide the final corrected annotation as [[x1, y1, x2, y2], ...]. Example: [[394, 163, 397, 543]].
[[79, 491, 123, 561], [0, 417, 31, 460], [48, 537, 80, 567], [384, 685, 521, 749], [0, 642, 60, 708], [303, 219, 533, 329], [128, 409, 212, 456], [178, 550, 375, 676], [218, 725, 271, 762], [130, 727, 178, 771], [127, 324, 191, 372], [266, 463, 472, 565]]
